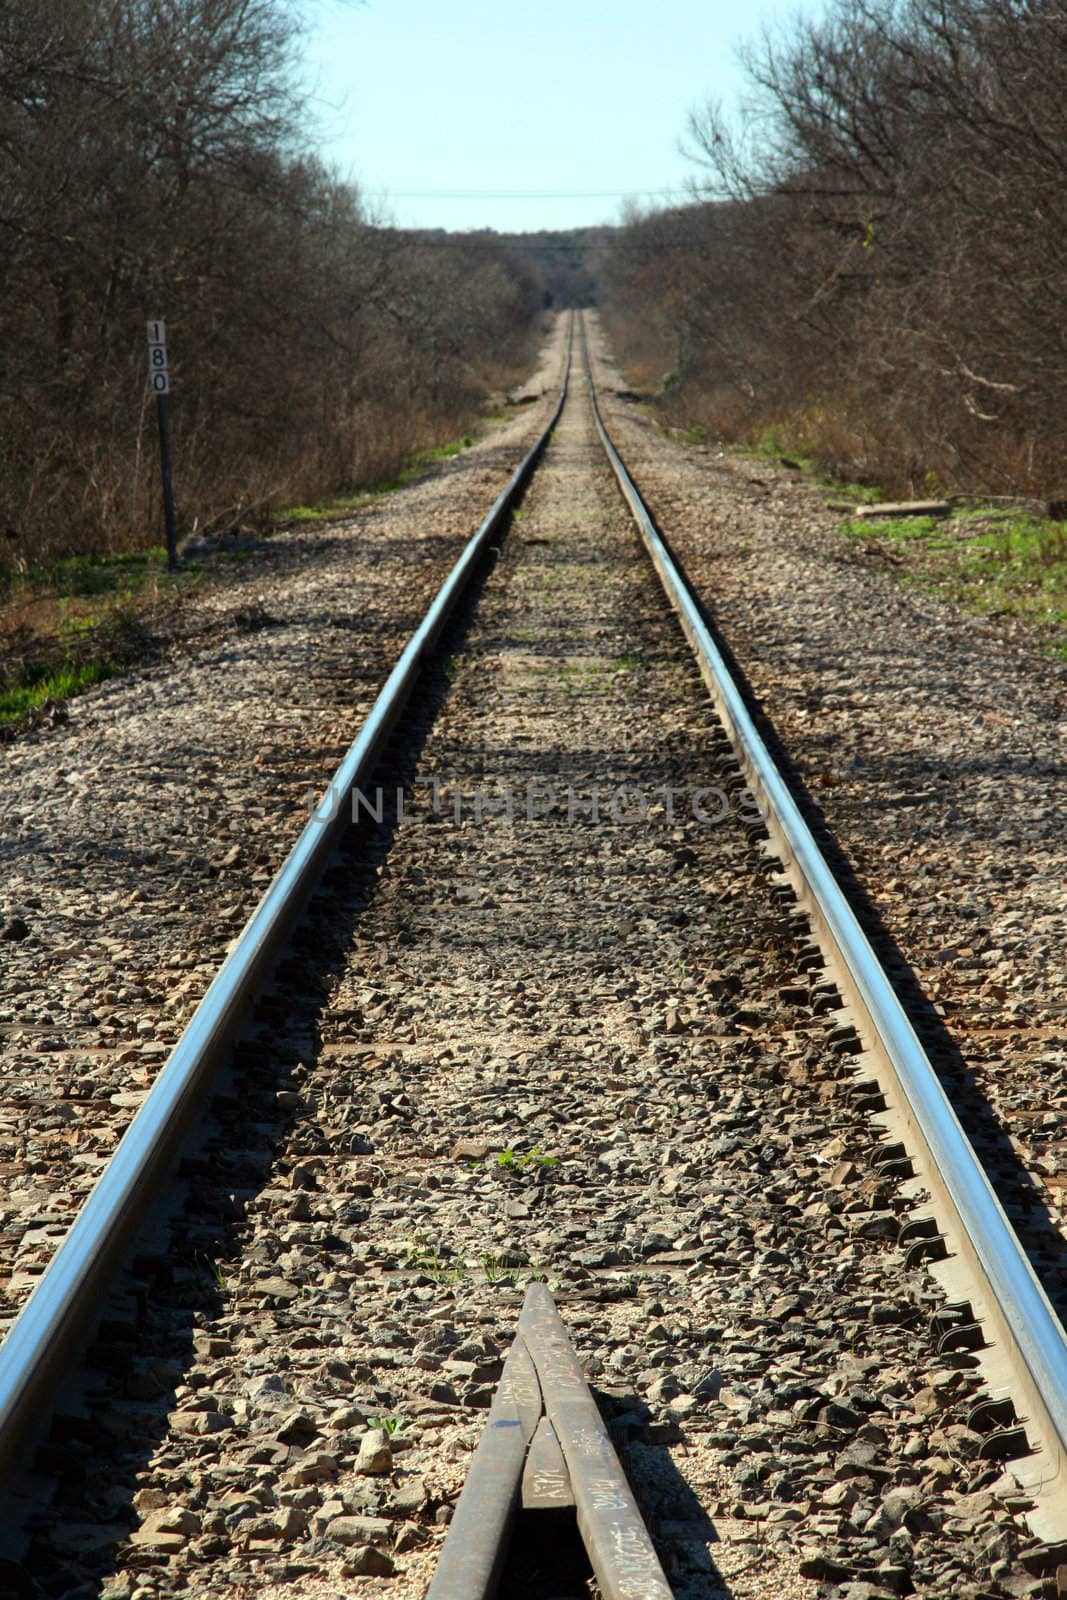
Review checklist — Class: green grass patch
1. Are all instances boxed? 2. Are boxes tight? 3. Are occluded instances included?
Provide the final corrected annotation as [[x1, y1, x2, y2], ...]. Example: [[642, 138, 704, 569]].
[[363, 435, 475, 498], [750, 425, 814, 474], [667, 423, 708, 446], [0, 550, 174, 727], [742, 425, 882, 502], [277, 495, 368, 524], [838, 509, 1067, 656], [0, 599, 149, 725], [0, 658, 113, 723], [0, 546, 172, 602], [281, 505, 329, 523], [422, 436, 473, 460], [842, 515, 948, 544], [831, 478, 882, 505], [280, 438, 478, 515]]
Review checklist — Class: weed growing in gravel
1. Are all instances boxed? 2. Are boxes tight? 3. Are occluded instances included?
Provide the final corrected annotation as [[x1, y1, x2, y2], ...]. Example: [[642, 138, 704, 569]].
[[403, 1235, 467, 1283], [490, 1147, 558, 1174], [479, 1256, 550, 1288], [561, 662, 599, 687], [195, 1253, 227, 1293], [481, 1253, 518, 1286], [367, 1416, 407, 1436], [480, 1253, 550, 1287]]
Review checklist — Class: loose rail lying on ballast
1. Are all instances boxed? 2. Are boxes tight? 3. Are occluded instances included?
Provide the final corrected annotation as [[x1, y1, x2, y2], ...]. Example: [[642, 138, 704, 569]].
[[426, 1282, 672, 1600]]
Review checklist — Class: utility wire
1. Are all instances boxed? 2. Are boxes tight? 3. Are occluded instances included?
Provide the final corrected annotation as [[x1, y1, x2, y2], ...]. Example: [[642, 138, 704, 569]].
[[364, 187, 687, 200]]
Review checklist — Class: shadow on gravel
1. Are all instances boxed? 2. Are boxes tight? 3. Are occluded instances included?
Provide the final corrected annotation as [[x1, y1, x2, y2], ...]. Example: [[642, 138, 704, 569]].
[[620, 479, 1067, 1335], [500, 1511, 595, 1598], [498, 1386, 726, 1599]]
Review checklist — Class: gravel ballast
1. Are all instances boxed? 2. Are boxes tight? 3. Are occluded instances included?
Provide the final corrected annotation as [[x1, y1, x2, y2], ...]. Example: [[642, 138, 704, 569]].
[[12, 334, 1057, 1600]]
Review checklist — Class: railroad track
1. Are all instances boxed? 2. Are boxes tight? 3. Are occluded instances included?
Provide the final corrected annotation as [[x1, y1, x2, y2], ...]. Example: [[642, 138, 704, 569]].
[[0, 311, 1064, 1596]]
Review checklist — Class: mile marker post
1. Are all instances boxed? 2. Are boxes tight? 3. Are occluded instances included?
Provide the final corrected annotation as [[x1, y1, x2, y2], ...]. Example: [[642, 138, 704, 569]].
[[146, 320, 178, 571]]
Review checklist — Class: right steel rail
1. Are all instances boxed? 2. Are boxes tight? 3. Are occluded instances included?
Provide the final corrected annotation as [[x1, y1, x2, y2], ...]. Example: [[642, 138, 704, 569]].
[[583, 320, 1067, 1540]]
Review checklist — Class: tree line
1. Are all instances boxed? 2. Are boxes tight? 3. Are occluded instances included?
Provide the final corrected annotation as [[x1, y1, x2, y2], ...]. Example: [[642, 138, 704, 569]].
[[601, 0, 1067, 495], [0, 0, 544, 563]]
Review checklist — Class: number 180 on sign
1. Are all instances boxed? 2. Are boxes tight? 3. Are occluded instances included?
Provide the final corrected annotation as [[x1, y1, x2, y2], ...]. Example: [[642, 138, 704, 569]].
[[146, 319, 170, 394]]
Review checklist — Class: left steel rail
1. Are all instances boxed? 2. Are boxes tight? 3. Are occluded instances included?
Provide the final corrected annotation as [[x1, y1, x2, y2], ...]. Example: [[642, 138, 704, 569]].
[[0, 334, 571, 1487]]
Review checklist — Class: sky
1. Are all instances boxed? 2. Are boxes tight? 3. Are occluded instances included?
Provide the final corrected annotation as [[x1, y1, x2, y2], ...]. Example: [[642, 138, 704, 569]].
[[298, 0, 803, 235]]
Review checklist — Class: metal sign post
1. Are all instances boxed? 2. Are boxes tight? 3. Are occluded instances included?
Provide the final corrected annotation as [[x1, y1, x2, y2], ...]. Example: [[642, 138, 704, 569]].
[[146, 320, 178, 571]]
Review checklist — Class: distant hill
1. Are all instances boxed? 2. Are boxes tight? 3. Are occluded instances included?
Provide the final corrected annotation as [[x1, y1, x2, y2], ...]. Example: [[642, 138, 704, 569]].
[[392, 226, 617, 308], [496, 228, 616, 307]]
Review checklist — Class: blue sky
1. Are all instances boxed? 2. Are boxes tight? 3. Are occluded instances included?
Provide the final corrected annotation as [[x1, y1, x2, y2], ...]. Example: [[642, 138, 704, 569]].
[[299, 0, 803, 234]]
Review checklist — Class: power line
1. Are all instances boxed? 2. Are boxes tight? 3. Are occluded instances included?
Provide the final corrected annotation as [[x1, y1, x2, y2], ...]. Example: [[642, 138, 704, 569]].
[[364, 187, 688, 201]]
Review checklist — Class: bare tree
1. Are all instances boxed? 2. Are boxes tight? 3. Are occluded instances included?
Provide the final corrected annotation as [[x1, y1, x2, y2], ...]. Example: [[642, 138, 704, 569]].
[[605, 0, 1067, 492], [0, 0, 547, 558]]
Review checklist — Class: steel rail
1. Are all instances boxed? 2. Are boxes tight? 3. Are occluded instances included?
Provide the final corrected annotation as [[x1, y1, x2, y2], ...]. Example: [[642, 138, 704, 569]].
[[517, 1284, 673, 1600], [0, 333, 572, 1489], [424, 1335, 543, 1600], [427, 1284, 672, 1600], [582, 317, 1067, 1538]]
